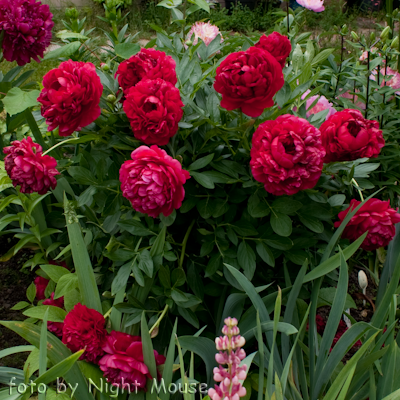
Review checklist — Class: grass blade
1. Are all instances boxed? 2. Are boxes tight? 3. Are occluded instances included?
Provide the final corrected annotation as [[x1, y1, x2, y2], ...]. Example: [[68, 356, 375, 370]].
[[64, 193, 102, 313], [160, 319, 178, 400], [38, 307, 48, 400], [141, 312, 157, 400]]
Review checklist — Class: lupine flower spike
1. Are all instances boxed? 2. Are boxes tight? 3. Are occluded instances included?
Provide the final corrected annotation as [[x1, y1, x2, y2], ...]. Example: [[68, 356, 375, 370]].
[[208, 317, 247, 400]]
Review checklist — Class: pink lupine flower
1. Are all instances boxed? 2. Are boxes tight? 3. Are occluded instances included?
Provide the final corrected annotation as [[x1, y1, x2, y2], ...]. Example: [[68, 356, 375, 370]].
[[186, 21, 223, 47], [296, 0, 325, 12], [209, 317, 247, 400], [302, 89, 336, 120]]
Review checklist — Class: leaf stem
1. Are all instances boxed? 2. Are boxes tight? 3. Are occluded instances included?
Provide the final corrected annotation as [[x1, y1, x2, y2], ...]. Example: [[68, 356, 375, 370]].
[[42, 137, 78, 156], [179, 220, 195, 268], [149, 304, 169, 335], [351, 178, 364, 201]]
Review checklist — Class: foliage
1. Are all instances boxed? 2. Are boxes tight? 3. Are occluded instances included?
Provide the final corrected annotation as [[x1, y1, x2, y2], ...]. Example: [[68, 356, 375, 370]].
[[1, 2, 400, 400]]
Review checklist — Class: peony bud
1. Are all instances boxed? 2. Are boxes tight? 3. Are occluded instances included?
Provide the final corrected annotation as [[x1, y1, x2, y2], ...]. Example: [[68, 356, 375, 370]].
[[391, 36, 399, 49], [101, 63, 110, 71], [186, 40, 193, 46], [106, 94, 117, 103]]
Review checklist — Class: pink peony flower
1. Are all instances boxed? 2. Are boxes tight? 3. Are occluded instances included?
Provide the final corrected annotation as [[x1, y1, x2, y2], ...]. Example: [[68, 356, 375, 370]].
[[334, 199, 400, 251], [116, 48, 177, 94], [302, 89, 336, 120], [296, 0, 325, 12], [250, 115, 325, 196], [3, 137, 59, 194], [62, 303, 107, 363], [209, 317, 247, 400], [337, 89, 366, 110], [186, 21, 223, 47], [43, 293, 64, 337], [123, 78, 184, 146], [0, 0, 54, 66], [98, 331, 166, 392], [119, 145, 190, 218], [38, 60, 103, 137], [371, 66, 400, 95]]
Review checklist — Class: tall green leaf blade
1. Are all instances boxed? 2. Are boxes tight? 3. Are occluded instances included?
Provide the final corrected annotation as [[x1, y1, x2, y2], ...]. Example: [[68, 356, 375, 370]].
[[0, 321, 94, 400], [141, 313, 157, 400], [38, 308, 48, 400], [64, 193, 102, 313], [160, 319, 178, 400]]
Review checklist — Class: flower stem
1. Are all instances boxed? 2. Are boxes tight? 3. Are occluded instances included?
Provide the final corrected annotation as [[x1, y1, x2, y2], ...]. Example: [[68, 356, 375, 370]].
[[149, 304, 169, 335], [42, 137, 78, 156], [365, 50, 370, 119], [351, 178, 364, 201], [179, 220, 195, 268], [334, 35, 345, 97]]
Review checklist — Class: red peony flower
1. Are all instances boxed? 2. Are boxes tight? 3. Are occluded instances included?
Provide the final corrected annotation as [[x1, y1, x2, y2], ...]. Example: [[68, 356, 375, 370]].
[[116, 48, 177, 94], [316, 315, 326, 335], [214, 46, 284, 118], [120, 145, 190, 218], [123, 78, 184, 146], [34, 276, 48, 300], [38, 60, 103, 137], [98, 331, 166, 391], [0, 0, 54, 66], [255, 32, 291, 68], [3, 137, 59, 194], [62, 303, 107, 363], [43, 293, 64, 337], [334, 199, 400, 251], [250, 114, 325, 196], [320, 109, 385, 163]]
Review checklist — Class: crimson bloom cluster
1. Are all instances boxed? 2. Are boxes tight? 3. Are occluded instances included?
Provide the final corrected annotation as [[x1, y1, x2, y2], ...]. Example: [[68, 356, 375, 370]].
[[116, 48, 189, 218], [35, 282, 165, 392]]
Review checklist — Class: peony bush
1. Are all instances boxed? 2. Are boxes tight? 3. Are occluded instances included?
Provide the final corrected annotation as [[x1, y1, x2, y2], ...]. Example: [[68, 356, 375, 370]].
[[1, 0, 400, 399]]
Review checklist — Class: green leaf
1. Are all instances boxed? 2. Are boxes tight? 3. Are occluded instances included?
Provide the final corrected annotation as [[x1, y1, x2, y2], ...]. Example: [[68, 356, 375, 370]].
[[187, 0, 210, 12], [256, 242, 275, 267], [64, 194, 102, 313], [118, 220, 155, 236], [303, 232, 367, 282], [56, 31, 88, 40], [241, 321, 298, 341], [237, 242, 256, 280], [178, 336, 217, 385], [232, 221, 258, 236], [311, 48, 335, 66], [111, 262, 132, 295], [23, 306, 67, 323], [54, 273, 78, 299], [0, 345, 34, 360], [318, 287, 356, 310], [27, 282, 36, 303], [150, 226, 166, 258], [43, 42, 81, 60], [3, 87, 40, 116], [139, 249, 154, 278], [157, 0, 182, 9], [141, 313, 157, 400], [40, 264, 70, 283], [271, 212, 292, 237], [68, 166, 97, 185], [298, 214, 324, 233], [160, 319, 178, 400], [188, 154, 214, 171], [11, 301, 30, 311], [171, 268, 186, 287], [115, 43, 140, 59], [271, 198, 302, 214], [191, 171, 215, 189]]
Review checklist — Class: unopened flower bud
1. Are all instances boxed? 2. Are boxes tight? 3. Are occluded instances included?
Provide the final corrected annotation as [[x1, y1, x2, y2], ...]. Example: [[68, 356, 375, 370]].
[[391, 36, 399, 49], [101, 63, 110, 71], [351, 31, 360, 41], [65, 7, 79, 19], [106, 94, 116, 103], [186, 40, 193, 46], [370, 32, 375, 42], [358, 270, 368, 290], [382, 44, 388, 52], [150, 326, 159, 338], [381, 26, 391, 41]]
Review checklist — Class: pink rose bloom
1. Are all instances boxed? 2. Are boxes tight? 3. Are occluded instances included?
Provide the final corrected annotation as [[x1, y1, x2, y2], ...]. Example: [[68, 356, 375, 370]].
[[186, 21, 223, 47], [43, 293, 64, 337], [99, 331, 166, 392], [0, 0, 54, 66], [302, 89, 336, 120], [119, 145, 190, 218], [3, 137, 59, 194], [296, 0, 325, 12]]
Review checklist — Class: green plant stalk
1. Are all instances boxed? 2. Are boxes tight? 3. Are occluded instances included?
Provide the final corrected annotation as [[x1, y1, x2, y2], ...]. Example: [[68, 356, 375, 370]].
[[25, 109, 47, 150], [42, 137, 78, 156], [149, 304, 169, 335], [179, 219, 195, 268], [387, 0, 394, 38], [334, 34, 345, 97], [365, 50, 370, 119]]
